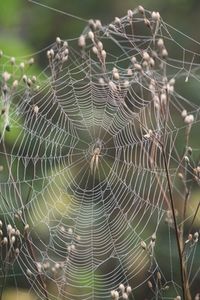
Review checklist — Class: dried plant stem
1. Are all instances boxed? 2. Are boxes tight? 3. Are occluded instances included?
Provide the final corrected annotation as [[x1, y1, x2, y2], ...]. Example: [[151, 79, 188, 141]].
[[24, 228, 49, 300], [161, 143, 191, 300], [1, 142, 49, 300]]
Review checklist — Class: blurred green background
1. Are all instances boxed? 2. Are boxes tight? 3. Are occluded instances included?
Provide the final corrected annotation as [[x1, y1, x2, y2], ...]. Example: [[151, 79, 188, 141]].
[[1, 0, 200, 60], [0, 0, 200, 299]]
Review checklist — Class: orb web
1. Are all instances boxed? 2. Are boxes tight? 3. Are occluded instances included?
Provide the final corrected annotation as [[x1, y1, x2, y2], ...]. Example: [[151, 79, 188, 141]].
[[0, 6, 200, 300]]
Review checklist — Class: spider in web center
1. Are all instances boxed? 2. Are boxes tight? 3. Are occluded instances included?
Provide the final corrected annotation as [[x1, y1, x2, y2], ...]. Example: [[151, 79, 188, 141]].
[[90, 139, 103, 175]]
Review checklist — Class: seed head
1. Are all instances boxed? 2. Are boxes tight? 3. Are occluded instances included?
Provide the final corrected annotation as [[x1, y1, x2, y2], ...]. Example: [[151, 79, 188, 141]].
[[78, 35, 86, 48], [12, 80, 19, 89], [19, 62, 25, 69], [68, 228, 73, 234], [134, 63, 142, 71], [24, 224, 29, 232], [92, 46, 98, 55], [33, 105, 39, 114], [126, 285, 132, 294], [11, 236, 16, 245], [147, 280, 153, 289], [138, 5, 145, 14], [127, 9, 133, 19], [28, 58, 34, 65], [162, 48, 168, 58], [2, 71, 11, 82], [101, 50, 107, 61], [88, 31, 94, 41], [157, 272, 161, 280], [27, 269, 32, 276], [119, 283, 125, 292], [141, 241, 147, 250], [181, 109, 187, 118], [95, 19, 102, 29], [151, 11, 160, 21], [3, 237, 8, 245], [111, 290, 115, 298], [143, 51, 150, 61], [15, 248, 20, 256], [22, 75, 27, 83], [184, 114, 194, 124], [56, 37, 61, 45], [10, 57, 16, 65], [7, 224, 12, 233], [122, 293, 128, 300], [114, 17, 121, 25], [157, 38, 164, 48]]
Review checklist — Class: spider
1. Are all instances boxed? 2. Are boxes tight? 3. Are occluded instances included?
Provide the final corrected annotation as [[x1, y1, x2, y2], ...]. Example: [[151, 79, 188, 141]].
[[90, 140, 102, 175]]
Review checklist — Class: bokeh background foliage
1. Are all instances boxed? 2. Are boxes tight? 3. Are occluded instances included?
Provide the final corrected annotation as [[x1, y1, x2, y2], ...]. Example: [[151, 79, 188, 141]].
[[0, 0, 200, 299]]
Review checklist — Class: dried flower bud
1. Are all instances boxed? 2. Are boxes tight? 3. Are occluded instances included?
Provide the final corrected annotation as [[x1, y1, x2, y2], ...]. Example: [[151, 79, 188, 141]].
[[109, 81, 117, 92], [7, 224, 12, 233], [56, 37, 61, 45], [33, 105, 39, 114], [114, 291, 119, 300], [3, 237, 8, 245], [113, 68, 120, 80], [95, 19, 102, 29], [97, 41, 103, 51], [27, 269, 32, 276], [157, 38, 164, 48], [143, 51, 150, 61], [141, 241, 147, 250], [24, 224, 29, 231], [184, 156, 189, 163], [157, 272, 161, 280], [101, 50, 106, 61], [114, 17, 121, 25], [11, 236, 16, 245], [187, 146, 192, 155], [19, 62, 25, 69], [119, 284, 125, 292], [12, 80, 18, 89], [2, 71, 11, 82], [144, 18, 151, 28], [134, 63, 142, 71], [122, 293, 128, 300], [181, 109, 187, 118], [111, 290, 115, 298], [92, 46, 98, 55], [78, 35, 86, 48], [138, 5, 144, 14], [88, 31, 94, 41], [151, 11, 160, 21], [23, 75, 27, 83], [10, 57, 16, 65], [162, 48, 168, 58], [127, 9, 133, 19], [28, 58, 34, 65], [68, 228, 73, 234], [178, 172, 183, 180], [126, 286, 132, 294], [184, 114, 194, 124]]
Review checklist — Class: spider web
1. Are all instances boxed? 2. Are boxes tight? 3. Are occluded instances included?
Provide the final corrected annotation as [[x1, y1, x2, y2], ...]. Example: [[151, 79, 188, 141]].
[[0, 6, 200, 300]]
